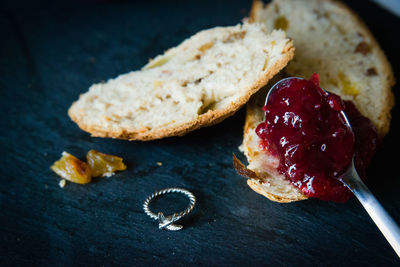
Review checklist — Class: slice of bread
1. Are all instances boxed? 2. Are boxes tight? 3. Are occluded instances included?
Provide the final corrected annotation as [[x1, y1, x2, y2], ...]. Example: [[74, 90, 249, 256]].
[[68, 23, 294, 141], [239, 0, 395, 202]]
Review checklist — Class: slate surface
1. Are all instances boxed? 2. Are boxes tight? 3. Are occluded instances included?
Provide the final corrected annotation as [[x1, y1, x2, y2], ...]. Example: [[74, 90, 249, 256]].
[[0, 0, 399, 265]]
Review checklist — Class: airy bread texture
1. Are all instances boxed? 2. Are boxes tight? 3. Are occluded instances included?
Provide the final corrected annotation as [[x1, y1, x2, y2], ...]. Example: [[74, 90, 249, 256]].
[[240, 0, 395, 202], [69, 23, 294, 140]]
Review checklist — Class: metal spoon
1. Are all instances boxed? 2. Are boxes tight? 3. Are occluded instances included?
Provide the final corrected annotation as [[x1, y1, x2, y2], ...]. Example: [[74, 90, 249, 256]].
[[265, 77, 400, 257]]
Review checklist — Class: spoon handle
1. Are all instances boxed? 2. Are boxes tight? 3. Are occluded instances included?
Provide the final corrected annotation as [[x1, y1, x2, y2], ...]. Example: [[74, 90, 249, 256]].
[[343, 164, 400, 258]]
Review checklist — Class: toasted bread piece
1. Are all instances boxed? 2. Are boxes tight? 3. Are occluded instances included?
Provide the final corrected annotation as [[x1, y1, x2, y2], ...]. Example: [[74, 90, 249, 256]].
[[240, 0, 395, 202], [239, 87, 307, 202], [68, 23, 294, 140]]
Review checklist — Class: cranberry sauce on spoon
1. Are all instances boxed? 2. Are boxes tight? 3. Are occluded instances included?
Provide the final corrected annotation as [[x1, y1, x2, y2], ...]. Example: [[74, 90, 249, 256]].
[[255, 74, 377, 202]]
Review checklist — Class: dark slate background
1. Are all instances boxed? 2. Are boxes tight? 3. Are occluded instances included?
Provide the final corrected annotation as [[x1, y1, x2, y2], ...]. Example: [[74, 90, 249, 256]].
[[1, 0, 399, 265]]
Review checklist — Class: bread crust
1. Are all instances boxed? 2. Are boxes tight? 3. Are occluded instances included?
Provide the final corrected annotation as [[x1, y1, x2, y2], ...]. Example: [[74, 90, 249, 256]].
[[331, 0, 395, 137], [247, 179, 306, 203], [233, 152, 306, 202], [69, 37, 294, 141]]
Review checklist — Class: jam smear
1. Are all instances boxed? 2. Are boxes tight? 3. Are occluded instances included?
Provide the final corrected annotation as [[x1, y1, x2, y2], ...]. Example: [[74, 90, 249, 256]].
[[255, 74, 377, 202]]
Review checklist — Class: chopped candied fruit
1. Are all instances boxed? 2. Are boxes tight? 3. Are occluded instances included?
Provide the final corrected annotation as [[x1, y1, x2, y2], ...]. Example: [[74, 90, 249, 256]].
[[50, 152, 92, 184], [145, 56, 171, 69], [274, 16, 289, 31], [366, 67, 378, 76], [198, 42, 214, 53], [338, 72, 359, 96], [223, 31, 247, 43], [153, 80, 163, 87], [354, 42, 371, 55], [86, 149, 126, 177]]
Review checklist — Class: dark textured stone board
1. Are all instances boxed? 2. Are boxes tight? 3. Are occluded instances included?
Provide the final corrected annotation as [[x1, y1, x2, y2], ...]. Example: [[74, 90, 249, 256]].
[[0, 0, 399, 265]]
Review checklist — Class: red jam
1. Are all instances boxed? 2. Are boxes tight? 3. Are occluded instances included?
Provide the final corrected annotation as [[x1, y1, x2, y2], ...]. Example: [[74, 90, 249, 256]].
[[255, 74, 377, 202]]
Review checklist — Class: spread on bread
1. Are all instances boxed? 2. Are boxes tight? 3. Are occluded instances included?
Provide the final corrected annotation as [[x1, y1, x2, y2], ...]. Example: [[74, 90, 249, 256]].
[[254, 74, 377, 202], [51, 150, 126, 186]]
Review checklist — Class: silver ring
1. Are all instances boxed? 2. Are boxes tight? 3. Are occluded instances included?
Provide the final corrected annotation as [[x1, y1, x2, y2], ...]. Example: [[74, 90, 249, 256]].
[[143, 188, 196, 231]]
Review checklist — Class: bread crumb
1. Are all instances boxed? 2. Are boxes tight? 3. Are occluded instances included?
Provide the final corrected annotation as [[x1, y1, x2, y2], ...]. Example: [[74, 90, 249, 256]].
[[102, 172, 115, 178], [238, 144, 244, 152], [59, 179, 66, 188], [157, 162, 163, 166]]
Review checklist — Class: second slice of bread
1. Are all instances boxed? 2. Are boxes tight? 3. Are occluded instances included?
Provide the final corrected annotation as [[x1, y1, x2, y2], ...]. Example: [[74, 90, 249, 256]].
[[68, 23, 294, 140], [250, 0, 395, 137]]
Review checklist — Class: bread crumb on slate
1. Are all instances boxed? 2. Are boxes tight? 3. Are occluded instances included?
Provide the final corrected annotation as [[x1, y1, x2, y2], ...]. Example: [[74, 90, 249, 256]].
[[59, 179, 66, 188]]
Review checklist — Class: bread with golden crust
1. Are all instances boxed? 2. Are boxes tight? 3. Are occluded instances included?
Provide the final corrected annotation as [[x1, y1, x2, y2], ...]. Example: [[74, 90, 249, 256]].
[[68, 22, 294, 140]]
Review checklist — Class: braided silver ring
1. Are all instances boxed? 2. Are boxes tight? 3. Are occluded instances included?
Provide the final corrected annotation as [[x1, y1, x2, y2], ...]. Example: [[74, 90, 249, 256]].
[[143, 188, 196, 231]]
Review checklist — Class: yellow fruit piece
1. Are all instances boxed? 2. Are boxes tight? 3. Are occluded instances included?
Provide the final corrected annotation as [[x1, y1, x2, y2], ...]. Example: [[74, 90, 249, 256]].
[[145, 56, 171, 69], [50, 152, 92, 184], [262, 54, 269, 71], [338, 72, 360, 96], [198, 42, 214, 53], [153, 80, 163, 87], [274, 16, 289, 31], [86, 150, 127, 177]]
